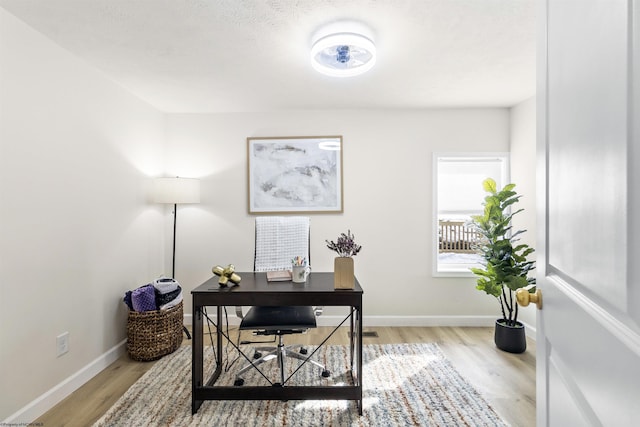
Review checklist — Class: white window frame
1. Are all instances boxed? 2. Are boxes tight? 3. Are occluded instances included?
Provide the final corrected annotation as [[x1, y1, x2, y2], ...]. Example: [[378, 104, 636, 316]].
[[432, 152, 510, 277]]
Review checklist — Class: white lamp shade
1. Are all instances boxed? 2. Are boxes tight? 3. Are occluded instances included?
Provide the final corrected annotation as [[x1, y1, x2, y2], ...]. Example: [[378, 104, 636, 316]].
[[153, 177, 201, 204]]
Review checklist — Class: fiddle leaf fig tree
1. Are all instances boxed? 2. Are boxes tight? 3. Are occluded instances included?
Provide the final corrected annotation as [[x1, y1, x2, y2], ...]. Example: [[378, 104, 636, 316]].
[[470, 178, 536, 326]]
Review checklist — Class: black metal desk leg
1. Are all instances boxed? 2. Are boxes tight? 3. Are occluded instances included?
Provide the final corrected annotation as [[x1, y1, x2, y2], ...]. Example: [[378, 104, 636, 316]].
[[357, 305, 363, 415], [349, 308, 355, 369], [217, 305, 223, 367], [192, 305, 204, 414]]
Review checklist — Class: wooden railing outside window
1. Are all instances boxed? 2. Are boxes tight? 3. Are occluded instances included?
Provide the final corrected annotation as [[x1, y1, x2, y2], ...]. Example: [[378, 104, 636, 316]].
[[438, 220, 481, 253]]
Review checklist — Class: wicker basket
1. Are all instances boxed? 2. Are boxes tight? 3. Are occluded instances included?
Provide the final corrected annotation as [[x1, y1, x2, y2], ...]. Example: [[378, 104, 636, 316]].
[[126, 301, 184, 361]]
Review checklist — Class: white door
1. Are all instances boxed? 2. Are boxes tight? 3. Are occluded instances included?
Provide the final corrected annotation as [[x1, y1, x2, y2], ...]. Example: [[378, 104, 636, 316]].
[[537, 0, 640, 425]]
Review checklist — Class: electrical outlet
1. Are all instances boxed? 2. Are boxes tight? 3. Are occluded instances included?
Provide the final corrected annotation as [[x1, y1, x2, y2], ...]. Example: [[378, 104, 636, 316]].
[[56, 332, 69, 357]]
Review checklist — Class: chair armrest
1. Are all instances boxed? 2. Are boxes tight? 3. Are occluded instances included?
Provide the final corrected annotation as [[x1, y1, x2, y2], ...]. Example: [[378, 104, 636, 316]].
[[235, 306, 244, 319]]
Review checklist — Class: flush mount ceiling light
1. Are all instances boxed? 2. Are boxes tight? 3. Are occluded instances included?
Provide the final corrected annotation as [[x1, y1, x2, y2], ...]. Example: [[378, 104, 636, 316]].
[[310, 31, 376, 77]]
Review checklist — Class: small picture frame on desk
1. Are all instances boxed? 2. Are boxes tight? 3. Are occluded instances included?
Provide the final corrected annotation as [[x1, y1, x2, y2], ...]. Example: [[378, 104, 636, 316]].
[[247, 136, 344, 214]]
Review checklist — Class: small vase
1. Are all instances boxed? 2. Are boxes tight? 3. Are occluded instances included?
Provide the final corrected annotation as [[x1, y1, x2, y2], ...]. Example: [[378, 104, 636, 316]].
[[494, 319, 527, 353], [334, 257, 354, 289]]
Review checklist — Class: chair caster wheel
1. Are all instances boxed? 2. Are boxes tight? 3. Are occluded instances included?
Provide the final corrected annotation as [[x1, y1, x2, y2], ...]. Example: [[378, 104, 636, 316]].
[[299, 348, 308, 355], [234, 378, 244, 386], [321, 370, 330, 378], [253, 352, 262, 359]]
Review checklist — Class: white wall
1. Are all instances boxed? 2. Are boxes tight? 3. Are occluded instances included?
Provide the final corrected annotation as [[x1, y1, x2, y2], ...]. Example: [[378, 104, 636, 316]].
[[0, 9, 165, 421], [165, 110, 511, 320], [509, 97, 537, 328]]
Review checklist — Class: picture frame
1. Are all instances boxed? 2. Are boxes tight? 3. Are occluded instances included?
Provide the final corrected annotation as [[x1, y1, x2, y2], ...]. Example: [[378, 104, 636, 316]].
[[247, 136, 343, 214]]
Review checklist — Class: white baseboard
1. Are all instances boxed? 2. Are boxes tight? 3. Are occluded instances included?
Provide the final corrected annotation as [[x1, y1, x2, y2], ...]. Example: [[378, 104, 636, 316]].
[[355, 315, 498, 327], [522, 320, 536, 340], [7, 314, 535, 424], [183, 313, 536, 338], [3, 339, 127, 424]]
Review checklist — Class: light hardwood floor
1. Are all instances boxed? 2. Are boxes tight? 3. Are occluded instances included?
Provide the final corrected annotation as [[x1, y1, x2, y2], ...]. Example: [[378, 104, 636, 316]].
[[36, 326, 535, 426]]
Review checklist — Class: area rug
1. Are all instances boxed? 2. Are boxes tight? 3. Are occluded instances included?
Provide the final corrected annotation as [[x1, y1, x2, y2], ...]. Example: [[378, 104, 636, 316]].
[[93, 343, 507, 426]]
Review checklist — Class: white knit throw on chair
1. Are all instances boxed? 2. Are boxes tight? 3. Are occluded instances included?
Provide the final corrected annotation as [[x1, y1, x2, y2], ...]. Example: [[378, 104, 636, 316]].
[[254, 216, 310, 272]]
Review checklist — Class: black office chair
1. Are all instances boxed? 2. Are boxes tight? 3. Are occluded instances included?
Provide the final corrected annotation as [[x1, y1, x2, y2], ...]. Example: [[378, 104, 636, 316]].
[[234, 216, 329, 386]]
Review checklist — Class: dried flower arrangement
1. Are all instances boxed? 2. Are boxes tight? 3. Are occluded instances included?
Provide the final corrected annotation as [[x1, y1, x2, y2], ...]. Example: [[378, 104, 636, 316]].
[[326, 230, 362, 258]]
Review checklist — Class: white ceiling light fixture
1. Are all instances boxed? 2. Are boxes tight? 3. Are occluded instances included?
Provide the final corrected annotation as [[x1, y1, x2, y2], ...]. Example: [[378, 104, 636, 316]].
[[310, 23, 377, 78]]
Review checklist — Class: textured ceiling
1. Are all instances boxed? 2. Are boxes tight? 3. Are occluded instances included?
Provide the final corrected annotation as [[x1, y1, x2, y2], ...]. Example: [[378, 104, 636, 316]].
[[0, 0, 536, 113]]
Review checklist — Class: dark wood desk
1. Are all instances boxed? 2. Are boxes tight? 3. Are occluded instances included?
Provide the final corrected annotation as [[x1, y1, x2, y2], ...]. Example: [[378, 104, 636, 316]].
[[191, 272, 363, 415]]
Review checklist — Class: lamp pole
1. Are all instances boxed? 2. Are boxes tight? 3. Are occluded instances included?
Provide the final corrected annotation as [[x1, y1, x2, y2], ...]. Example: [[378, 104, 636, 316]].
[[153, 177, 201, 340], [172, 202, 177, 278], [171, 202, 190, 339]]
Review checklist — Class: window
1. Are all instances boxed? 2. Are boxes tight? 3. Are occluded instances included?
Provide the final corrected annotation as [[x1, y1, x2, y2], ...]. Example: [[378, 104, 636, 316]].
[[433, 153, 509, 276]]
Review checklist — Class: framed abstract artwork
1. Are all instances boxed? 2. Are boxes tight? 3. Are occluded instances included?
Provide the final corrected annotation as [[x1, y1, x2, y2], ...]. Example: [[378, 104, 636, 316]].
[[247, 136, 343, 214]]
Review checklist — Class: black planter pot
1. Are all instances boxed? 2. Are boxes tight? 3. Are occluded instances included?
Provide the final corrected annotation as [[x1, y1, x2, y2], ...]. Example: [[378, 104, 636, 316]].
[[494, 319, 527, 353]]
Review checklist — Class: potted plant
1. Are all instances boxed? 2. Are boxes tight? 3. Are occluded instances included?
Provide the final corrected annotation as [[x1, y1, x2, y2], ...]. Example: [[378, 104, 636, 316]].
[[326, 230, 362, 289], [470, 178, 536, 353]]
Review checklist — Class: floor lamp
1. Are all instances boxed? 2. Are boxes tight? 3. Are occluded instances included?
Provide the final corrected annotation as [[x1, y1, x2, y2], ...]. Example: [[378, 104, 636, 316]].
[[153, 177, 201, 339]]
